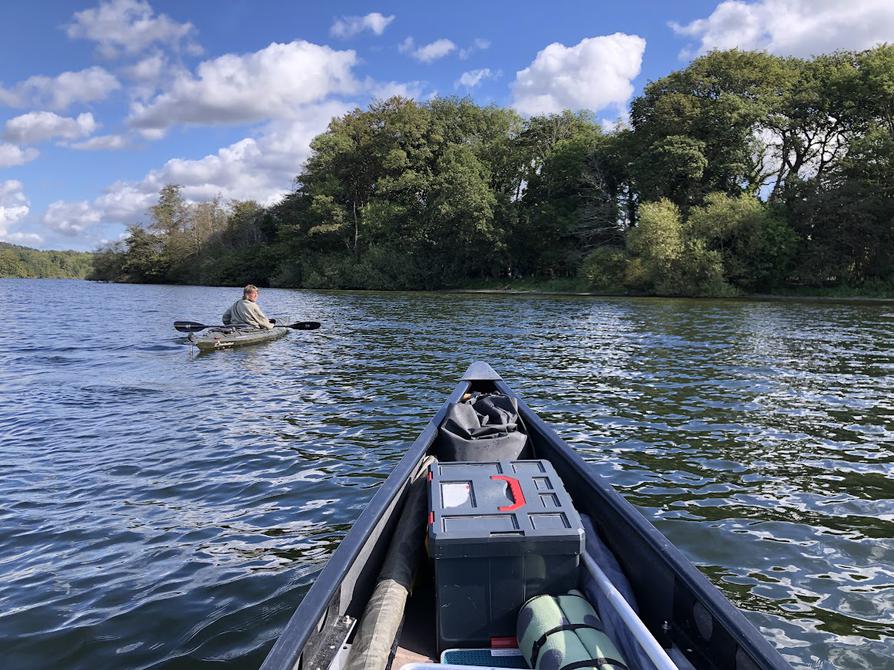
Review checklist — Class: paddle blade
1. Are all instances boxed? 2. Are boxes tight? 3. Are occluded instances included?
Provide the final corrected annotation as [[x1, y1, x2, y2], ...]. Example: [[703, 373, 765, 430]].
[[287, 321, 321, 330], [174, 321, 208, 332]]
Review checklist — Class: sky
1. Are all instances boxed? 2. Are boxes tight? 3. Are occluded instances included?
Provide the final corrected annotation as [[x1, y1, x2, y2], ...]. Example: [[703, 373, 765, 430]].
[[1, 0, 893, 251]]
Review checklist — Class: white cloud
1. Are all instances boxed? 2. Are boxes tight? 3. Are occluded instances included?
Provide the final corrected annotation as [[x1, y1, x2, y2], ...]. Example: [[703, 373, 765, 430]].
[[0, 180, 32, 242], [459, 38, 491, 60], [122, 53, 166, 82], [367, 79, 426, 100], [93, 182, 156, 224], [511, 33, 646, 116], [70, 134, 129, 151], [66, 0, 200, 58], [671, 0, 894, 58], [414, 38, 457, 62], [331, 12, 395, 38], [43, 200, 103, 235], [0, 66, 120, 110], [138, 127, 167, 141], [0, 143, 39, 168], [1, 231, 43, 245], [455, 68, 499, 89], [401, 37, 457, 62], [4, 112, 98, 144], [41, 101, 350, 249], [120, 53, 172, 101], [138, 101, 350, 204], [127, 40, 359, 131]]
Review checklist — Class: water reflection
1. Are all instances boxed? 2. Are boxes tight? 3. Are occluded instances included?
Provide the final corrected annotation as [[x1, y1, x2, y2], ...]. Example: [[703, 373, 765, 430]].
[[0, 280, 891, 669]]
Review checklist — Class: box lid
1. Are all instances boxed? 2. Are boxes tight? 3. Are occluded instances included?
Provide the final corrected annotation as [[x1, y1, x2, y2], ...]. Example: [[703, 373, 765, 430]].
[[428, 460, 584, 558]]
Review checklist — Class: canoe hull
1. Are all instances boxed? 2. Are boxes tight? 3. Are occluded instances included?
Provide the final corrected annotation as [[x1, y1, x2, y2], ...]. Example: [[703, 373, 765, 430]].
[[189, 326, 288, 351], [261, 363, 791, 670]]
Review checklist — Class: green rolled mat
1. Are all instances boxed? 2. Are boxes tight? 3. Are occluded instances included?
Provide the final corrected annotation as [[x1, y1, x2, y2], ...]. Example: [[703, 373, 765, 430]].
[[517, 591, 628, 670]]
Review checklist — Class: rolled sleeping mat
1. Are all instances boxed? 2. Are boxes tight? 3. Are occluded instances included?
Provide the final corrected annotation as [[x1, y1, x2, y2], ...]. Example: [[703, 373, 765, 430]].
[[518, 591, 629, 670]]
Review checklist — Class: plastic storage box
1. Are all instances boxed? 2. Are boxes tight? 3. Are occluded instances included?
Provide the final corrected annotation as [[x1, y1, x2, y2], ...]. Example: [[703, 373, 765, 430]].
[[428, 460, 584, 651]]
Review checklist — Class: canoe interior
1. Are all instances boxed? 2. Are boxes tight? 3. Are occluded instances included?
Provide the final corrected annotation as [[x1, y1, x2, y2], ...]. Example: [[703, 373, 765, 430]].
[[261, 373, 789, 670]]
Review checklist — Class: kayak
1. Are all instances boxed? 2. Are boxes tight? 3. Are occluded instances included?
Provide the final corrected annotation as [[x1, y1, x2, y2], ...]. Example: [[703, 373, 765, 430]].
[[188, 325, 288, 351], [261, 362, 791, 670]]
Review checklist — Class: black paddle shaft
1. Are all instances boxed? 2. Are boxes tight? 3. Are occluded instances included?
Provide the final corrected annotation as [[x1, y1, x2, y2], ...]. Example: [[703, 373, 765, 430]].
[[174, 320, 321, 332]]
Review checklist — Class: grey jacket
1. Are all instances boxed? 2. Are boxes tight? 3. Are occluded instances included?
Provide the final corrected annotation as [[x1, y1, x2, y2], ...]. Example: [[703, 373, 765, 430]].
[[222, 299, 274, 329]]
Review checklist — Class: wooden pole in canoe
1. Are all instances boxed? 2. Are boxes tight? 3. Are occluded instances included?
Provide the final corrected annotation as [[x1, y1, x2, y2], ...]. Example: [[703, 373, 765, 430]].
[[344, 455, 435, 670]]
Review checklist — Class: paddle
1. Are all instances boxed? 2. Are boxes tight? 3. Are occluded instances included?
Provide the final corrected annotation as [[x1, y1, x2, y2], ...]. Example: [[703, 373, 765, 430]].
[[174, 320, 321, 333]]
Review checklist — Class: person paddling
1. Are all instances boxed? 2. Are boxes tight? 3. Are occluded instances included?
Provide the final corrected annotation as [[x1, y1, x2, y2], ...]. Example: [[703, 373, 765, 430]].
[[222, 284, 275, 329]]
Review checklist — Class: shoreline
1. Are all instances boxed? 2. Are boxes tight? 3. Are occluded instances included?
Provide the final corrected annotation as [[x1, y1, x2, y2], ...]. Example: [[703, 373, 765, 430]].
[[6, 276, 894, 303], [446, 287, 894, 304]]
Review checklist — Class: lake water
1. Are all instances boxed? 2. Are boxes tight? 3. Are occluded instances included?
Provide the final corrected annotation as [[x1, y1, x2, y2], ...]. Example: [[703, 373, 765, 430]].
[[1, 279, 892, 669]]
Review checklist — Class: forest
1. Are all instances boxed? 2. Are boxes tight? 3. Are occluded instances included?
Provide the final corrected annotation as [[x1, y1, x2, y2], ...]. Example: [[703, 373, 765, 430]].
[[0, 242, 93, 279], [90, 46, 894, 296]]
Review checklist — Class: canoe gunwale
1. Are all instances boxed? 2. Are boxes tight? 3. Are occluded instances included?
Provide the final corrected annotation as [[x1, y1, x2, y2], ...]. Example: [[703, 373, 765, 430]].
[[501, 380, 790, 669], [260, 377, 471, 670]]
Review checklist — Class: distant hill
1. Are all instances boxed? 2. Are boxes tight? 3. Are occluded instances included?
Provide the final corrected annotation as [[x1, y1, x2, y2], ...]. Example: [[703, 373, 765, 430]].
[[0, 242, 94, 279]]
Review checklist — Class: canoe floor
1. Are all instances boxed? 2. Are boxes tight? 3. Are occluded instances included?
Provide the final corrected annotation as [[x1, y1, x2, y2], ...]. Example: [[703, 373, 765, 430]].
[[392, 560, 437, 668]]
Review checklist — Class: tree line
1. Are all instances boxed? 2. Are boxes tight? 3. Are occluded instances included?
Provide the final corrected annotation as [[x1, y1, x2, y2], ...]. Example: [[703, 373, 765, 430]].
[[91, 46, 894, 296], [0, 242, 93, 279]]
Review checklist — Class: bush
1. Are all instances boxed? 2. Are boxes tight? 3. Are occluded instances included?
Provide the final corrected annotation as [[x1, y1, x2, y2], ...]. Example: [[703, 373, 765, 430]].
[[625, 198, 736, 295], [269, 260, 304, 288], [623, 257, 650, 290], [579, 246, 628, 289], [626, 199, 684, 291], [687, 193, 796, 291], [666, 239, 735, 296]]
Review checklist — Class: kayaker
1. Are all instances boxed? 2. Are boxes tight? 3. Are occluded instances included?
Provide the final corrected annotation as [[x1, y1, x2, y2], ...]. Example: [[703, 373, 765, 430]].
[[222, 284, 275, 329]]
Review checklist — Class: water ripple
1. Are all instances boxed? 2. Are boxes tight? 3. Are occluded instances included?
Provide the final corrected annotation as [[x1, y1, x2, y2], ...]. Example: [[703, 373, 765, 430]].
[[1, 281, 892, 669]]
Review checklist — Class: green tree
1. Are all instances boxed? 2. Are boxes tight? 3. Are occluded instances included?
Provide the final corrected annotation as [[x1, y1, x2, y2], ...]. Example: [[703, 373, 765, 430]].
[[631, 135, 708, 206], [516, 113, 618, 276], [299, 98, 426, 259], [627, 198, 730, 295], [0, 242, 93, 278], [150, 185, 194, 279], [687, 193, 796, 290], [423, 143, 498, 282], [626, 199, 684, 290], [89, 242, 126, 281], [785, 125, 894, 285], [87, 57, 894, 295], [579, 246, 627, 290], [763, 53, 865, 199], [631, 50, 785, 207], [121, 225, 166, 282], [858, 45, 894, 134], [151, 184, 189, 236]]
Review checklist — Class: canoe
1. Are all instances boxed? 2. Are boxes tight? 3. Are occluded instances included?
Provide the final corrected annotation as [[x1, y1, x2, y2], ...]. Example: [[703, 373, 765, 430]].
[[261, 362, 791, 670], [188, 325, 288, 351]]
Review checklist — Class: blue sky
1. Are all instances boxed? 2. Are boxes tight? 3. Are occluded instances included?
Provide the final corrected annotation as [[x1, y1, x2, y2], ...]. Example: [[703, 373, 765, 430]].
[[1, 0, 892, 251]]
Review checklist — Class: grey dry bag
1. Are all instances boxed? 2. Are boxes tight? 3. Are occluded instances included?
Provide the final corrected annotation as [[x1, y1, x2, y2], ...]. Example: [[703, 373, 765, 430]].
[[437, 393, 531, 462]]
